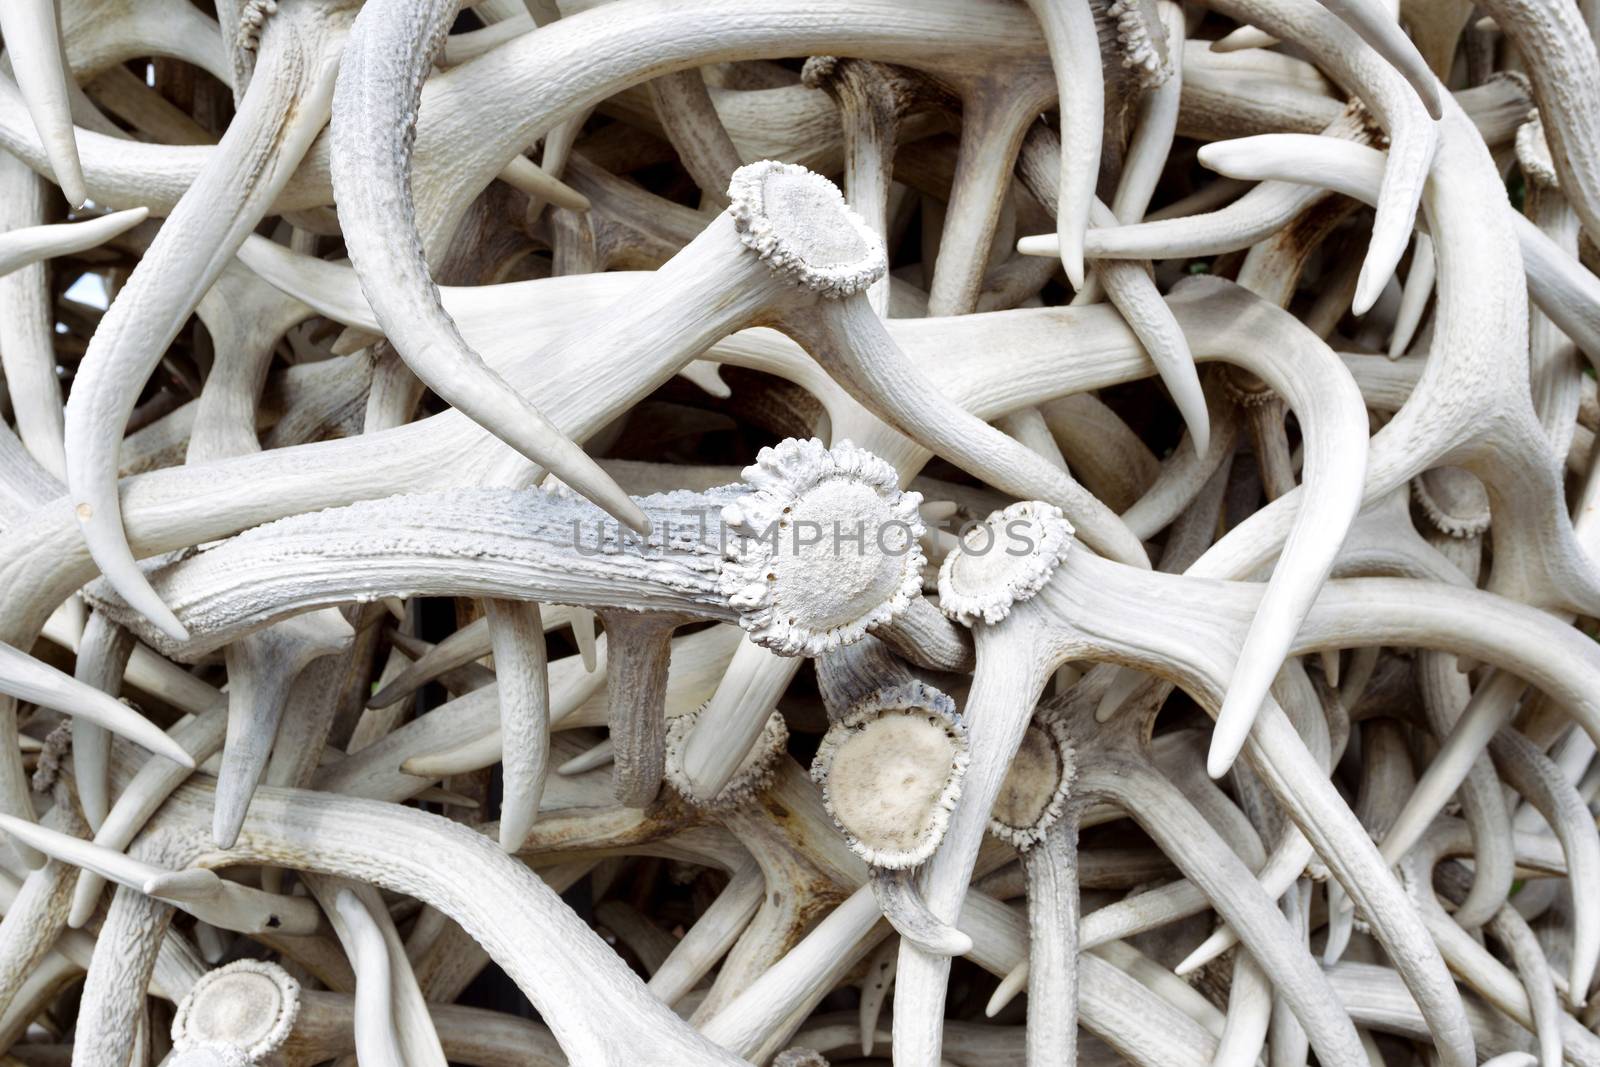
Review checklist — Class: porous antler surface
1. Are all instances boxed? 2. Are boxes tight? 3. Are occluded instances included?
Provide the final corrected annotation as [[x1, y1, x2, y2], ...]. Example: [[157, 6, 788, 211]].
[[0, 2, 1597, 1066]]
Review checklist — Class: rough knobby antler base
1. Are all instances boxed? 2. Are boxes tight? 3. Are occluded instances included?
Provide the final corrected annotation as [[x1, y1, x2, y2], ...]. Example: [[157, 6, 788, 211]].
[[0, 1, 1594, 1065]]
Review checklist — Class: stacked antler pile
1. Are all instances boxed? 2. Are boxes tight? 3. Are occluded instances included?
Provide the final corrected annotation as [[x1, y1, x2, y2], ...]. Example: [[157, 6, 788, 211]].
[[0, 0, 1596, 1063]]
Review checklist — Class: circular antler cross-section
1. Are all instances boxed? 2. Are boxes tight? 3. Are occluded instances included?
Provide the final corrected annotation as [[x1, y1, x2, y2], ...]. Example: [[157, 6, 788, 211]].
[[665, 704, 789, 811], [727, 160, 888, 297], [1412, 466, 1491, 539], [773, 1049, 831, 1067], [938, 501, 1075, 626], [813, 681, 968, 868], [989, 716, 1075, 850], [171, 959, 300, 1062], [721, 438, 926, 656], [166, 1048, 252, 1067]]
